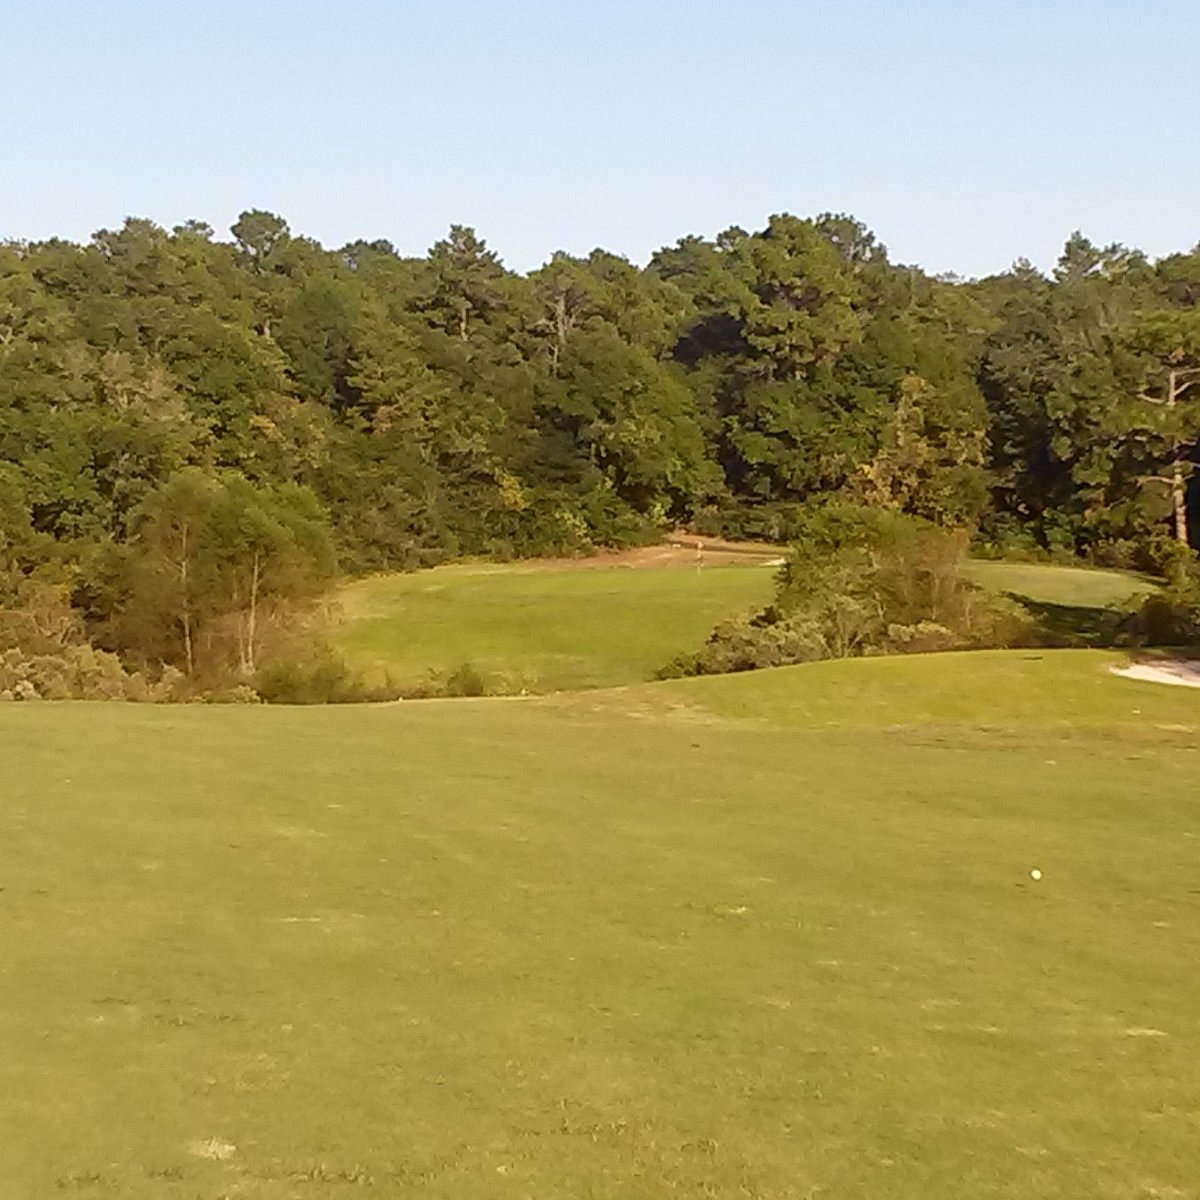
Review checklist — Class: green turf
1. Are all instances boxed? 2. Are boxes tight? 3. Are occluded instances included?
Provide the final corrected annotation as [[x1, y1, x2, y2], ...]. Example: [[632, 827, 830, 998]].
[[965, 560, 1157, 608], [4, 650, 1200, 1198], [646, 648, 1181, 729], [334, 561, 776, 692], [334, 559, 1154, 695]]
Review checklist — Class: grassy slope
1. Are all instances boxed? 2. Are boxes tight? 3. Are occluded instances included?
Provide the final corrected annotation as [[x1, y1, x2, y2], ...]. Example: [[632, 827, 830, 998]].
[[647, 648, 1171, 728], [335, 562, 776, 692], [4, 651, 1200, 1199]]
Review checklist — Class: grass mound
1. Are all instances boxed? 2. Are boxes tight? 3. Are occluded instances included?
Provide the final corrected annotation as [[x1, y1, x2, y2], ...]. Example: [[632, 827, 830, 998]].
[[648, 647, 1185, 729]]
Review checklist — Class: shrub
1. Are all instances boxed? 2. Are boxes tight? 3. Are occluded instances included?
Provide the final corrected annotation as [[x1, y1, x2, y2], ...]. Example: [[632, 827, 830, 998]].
[[402, 661, 492, 699], [255, 653, 402, 704], [1121, 559, 1200, 646], [444, 661, 488, 697], [665, 503, 1029, 677], [659, 614, 826, 678], [0, 643, 179, 702]]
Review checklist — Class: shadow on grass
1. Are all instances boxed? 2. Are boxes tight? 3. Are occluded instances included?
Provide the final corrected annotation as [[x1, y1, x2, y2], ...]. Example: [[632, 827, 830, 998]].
[[1011, 597, 1129, 648]]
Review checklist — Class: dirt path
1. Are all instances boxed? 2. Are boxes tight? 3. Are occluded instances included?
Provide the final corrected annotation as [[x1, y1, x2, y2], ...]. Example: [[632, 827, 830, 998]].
[[538, 534, 786, 571]]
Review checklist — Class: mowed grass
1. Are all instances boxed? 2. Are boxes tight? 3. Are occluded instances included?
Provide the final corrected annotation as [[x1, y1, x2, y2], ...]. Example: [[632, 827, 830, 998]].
[[648, 648, 1179, 729], [4, 651, 1200, 1198], [335, 558, 1153, 695], [965, 560, 1157, 609], [335, 561, 776, 692]]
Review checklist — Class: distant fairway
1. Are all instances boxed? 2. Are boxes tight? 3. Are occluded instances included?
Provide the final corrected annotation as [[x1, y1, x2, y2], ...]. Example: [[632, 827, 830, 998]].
[[335, 558, 777, 692], [965, 559, 1157, 608], [5, 650, 1200, 1198], [334, 553, 1155, 695]]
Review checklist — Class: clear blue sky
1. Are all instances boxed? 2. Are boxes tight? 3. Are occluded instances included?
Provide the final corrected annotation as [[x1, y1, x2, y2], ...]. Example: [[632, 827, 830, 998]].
[[4, 0, 1197, 277]]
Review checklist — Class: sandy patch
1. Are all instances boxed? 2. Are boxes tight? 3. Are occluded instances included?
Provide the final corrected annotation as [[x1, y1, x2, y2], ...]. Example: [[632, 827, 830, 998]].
[[189, 1138, 236, 1160], [1111, 661, 1200, 689]]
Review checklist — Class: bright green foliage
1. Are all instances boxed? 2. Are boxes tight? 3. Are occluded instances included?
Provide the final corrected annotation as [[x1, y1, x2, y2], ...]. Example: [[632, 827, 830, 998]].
[[652, 213, 996, 528], [3, 653, 1200, 1196], [734, 214, 862, 380]]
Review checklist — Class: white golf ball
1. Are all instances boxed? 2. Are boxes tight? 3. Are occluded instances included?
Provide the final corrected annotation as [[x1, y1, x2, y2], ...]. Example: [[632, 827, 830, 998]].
[[1030, 869, 1042, 881]]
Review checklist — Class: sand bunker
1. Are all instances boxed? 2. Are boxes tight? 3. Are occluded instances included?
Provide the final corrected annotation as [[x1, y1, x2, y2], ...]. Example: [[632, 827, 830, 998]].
[[1111, 660, 1200, 689]]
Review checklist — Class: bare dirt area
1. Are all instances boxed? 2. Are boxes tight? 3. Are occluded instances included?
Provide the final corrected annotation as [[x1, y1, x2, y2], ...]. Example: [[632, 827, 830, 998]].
[[538, 534, 786, 571]]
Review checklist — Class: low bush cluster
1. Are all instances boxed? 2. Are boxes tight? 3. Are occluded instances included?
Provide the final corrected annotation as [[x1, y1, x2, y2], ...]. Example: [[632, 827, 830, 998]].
[[0, 570, 182, 701], [0, 645, 180, 702], [1122, 560, 1200, 646], [255, 652, 402, 705], [662, 504, 1030, 678], [402, 662, 494, 700]]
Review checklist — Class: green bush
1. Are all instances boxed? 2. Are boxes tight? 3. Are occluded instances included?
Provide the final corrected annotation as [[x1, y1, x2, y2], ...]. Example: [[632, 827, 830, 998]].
[[658, 613, 825, 677], [0, 644, 180, 702], [401, 661, 492, 700], [1121, 559, 1200, 646], [255, 654, 402, 704], [666, 503, 1029, 677], [444, 662, 488, 697]]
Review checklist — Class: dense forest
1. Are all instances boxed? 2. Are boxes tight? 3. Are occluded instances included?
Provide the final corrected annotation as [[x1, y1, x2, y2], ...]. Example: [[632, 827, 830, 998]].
[[2, 210, 1199, 696]]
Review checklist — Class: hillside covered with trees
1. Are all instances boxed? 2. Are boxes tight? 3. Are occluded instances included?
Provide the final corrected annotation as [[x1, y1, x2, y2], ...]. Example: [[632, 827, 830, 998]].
[[2, 210, 1199, 695]]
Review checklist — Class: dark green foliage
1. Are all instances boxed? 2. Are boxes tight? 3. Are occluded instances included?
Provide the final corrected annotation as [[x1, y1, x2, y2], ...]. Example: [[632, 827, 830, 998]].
[[1122, 556, 1200, 646], [441, 661, 489, 698], [6, 208, 1200, 696], [254, 651, 401, 705], [977, 239, 1200, 554], [404, 661, 491, 699]]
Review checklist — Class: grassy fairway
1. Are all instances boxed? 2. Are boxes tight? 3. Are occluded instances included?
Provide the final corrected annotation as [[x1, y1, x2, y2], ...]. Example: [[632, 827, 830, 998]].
[[965, 560, 1157, 608], [4, 651, 1200, 1198], [334, 557, 1153, 695], [649, 648, 1180, 728], [335, 560, 776, 692], [964, 561, 1157, 648]]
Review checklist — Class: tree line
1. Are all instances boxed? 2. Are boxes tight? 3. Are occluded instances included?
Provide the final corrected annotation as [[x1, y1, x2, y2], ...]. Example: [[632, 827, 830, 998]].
[[2, 209, 1199, 695]]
